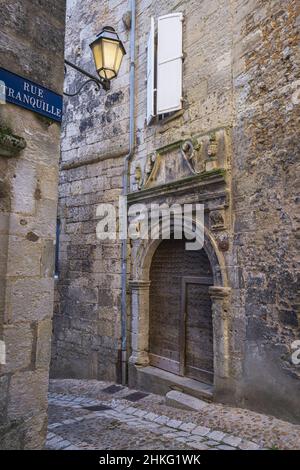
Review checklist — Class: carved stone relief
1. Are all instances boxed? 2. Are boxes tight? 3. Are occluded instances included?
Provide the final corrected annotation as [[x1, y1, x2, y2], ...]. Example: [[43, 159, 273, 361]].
[[209, 209, 226, 231], [135, 127, 230, 192], [216, 233, 230, 252]]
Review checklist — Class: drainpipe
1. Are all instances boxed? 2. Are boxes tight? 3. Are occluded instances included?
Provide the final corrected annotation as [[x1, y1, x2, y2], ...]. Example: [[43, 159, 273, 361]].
[[121, 0, 136, 385]]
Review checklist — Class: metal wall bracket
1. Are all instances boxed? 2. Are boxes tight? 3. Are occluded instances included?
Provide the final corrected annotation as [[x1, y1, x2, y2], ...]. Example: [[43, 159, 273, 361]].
[[64, 59, 110, 97]]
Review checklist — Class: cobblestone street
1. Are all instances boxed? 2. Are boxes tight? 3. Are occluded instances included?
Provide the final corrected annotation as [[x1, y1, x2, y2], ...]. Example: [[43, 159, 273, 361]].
[[46, 380, 300, 450]]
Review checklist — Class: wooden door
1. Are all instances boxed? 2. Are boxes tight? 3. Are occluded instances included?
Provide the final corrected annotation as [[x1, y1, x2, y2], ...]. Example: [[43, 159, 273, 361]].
[[149, 239, 213, 383]]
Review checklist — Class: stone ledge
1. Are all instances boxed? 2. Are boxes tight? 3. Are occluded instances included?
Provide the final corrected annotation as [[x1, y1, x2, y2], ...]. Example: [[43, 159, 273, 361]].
[[61, 146, 128, 170], [128, 169, 227, 203], [0, 128, 26, 158], [166, 390, 210, 412]]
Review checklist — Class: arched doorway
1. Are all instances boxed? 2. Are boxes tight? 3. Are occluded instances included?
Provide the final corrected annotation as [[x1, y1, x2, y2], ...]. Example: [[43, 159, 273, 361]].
[[149, 239, 214, 385]]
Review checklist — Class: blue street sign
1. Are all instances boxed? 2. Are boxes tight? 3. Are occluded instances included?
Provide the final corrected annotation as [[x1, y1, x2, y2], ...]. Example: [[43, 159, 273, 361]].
[[0, 67, 63, 122]]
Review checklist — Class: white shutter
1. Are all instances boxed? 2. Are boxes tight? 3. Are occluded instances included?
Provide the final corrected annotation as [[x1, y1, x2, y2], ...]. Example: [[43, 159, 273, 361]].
[[157, 13, 183, 115], [146, 17, 155, 124]]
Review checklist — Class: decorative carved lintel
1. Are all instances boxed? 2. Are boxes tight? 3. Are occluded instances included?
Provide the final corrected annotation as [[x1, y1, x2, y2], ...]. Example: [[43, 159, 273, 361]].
[[135, 127, 231, 191]]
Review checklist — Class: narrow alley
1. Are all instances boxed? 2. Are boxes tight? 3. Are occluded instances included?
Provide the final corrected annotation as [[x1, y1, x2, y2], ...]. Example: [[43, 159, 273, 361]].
[[46, 380, 300, 451]]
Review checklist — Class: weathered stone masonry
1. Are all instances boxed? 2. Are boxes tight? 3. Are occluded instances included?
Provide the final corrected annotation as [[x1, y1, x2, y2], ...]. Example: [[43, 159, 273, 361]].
[[52, 0, 300, 423], [51, 0, 131, 382], [0, 0, 66, 449], [231, 0, 300, 421]]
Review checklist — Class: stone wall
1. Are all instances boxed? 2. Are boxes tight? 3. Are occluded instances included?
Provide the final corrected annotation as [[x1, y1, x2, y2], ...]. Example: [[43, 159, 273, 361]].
[[0, 0, 66, 449], [50, 0, 130, 381], [53, 0, 300, 422], [230, 0, 300, 422]]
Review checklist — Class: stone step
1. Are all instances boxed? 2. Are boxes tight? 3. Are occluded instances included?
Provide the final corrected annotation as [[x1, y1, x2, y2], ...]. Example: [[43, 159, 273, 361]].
[[131, 365, 213, 402], [166, 390, 210, 412]]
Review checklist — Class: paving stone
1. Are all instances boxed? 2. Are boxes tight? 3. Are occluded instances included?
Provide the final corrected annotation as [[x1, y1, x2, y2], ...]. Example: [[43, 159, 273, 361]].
[[117, 406, 129, 414], [55, 439, 73, 450], [158, 426, 174, 433], [207, 430, 226, 442], [163, 433, 180, 439], [164, 431, 188, 439], [85, 401, 101, 406], [140, 421, 160, 430], [174, 431, 190, 438], [180, 422, 197, 433], [62, 419, 75, 425], [73, 398, 86, 404], [239, 440, 261, 450], [48, 423, 62, 429], [176, 437, 190, 444], [153, 415, 169, 425], [191, 425, 211, 437], [84, 413, 99, 420], [190, 442, 210, 450], [205, 440, 220, 447], [187, 436, 205, 443], [47, 436, 64, 446], [223, 435, 242, 447], [114, 405, 127, 412], [167, 419, 183, 429], [127, 418, 148, 427], [102, 410, 119, 417], [134, 410, 148, 416], [217, 444, 236, 450], [144, 412, 158, 421], [125, 407, 137, 415]]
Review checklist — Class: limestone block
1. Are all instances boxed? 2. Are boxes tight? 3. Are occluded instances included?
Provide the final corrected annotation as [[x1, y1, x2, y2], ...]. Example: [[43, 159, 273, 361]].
[[23, 412, 48, 450], [34, 198, 58, 238], [10, 160, 36, 215], [7, 370, 49, 421], [41, 239, 55, 277], [6, 236, 41, 277], [35, 318, 52, 369], [37, 165, 59, 201], [7, 277, 54, 322], [2, 324, 33, 373], [166, 390, 209, 412]]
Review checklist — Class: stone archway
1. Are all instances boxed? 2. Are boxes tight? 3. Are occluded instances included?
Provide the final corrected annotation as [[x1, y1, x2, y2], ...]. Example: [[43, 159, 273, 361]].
[[129, 222, 231, 392]]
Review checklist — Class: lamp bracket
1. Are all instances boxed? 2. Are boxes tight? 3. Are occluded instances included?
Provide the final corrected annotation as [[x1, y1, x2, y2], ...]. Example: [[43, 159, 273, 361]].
[[64, 59, 110, 97]]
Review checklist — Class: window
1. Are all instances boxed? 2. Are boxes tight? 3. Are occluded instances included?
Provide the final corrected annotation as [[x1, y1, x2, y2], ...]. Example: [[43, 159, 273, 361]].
[[147, 13, 183, 124]]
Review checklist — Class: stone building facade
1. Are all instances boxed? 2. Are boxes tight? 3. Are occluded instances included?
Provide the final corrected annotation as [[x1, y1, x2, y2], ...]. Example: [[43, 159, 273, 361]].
[[0, 0, 66, 449], [52, 0, 300, 423]]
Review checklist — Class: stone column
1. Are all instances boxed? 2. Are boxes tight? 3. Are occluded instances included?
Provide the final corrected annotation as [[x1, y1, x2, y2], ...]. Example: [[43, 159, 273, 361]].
[[129, 280, 151, 367], [209, 286, 231, 381]]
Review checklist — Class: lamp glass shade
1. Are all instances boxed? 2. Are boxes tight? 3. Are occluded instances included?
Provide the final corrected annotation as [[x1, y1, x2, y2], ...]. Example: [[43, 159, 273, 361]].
[[90, 27, 126, 81]]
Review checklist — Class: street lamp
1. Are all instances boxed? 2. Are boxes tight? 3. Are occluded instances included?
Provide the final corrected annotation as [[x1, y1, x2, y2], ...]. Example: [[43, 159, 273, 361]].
[[64, 26, 126, 96], [90, 27, 126, 83]]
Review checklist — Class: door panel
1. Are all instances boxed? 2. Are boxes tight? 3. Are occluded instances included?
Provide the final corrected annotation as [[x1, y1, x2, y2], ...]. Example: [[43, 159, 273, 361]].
[[184, 281, 214, 384]]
